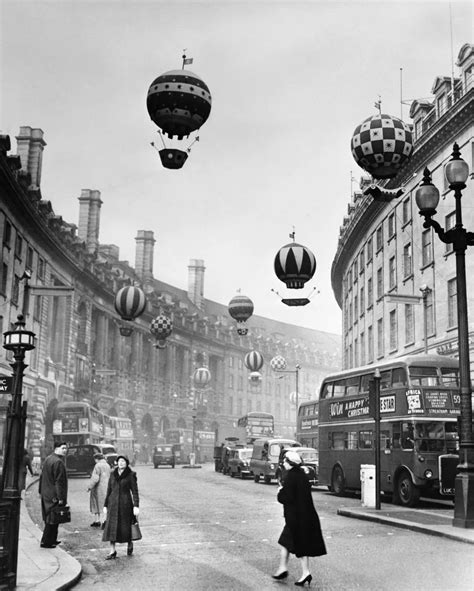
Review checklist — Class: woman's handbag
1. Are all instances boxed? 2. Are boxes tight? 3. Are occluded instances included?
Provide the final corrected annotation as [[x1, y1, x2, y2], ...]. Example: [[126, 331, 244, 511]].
[[50, 504, 71, 524], [131, 518, 142, 540]]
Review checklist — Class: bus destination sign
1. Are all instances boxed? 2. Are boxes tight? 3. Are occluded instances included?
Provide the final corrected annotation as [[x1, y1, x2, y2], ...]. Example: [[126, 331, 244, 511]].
[[406, 389, 460, 416]]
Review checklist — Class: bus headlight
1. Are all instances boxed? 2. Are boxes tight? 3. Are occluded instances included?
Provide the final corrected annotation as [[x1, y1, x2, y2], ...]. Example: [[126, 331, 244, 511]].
[[270, 463, 275, 470], [424, 469, 433, 479]]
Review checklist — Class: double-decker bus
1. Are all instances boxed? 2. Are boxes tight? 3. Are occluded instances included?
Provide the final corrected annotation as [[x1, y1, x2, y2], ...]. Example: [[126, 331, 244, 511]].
[[52, 402, 105, 445], [110, 416, 135, 457], [297, 401, 319, 449], [318, 354, 461, 507], [237, 411, 274, 444]]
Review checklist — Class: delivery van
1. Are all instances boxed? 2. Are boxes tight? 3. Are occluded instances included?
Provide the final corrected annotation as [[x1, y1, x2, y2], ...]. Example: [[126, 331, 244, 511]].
[[249, 437, 300, 484]]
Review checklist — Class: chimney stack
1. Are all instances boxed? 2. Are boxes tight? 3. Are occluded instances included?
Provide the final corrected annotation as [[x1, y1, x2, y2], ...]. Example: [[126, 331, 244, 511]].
[[78, 189, 102, 255], [135, 230, 155, 284], [188, 259, 205, 309], [16, 126, 46, 188]]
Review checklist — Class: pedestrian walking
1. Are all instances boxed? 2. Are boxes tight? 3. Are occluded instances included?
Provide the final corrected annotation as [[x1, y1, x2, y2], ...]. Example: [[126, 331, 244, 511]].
[[102, 455, 139, 559], [38, 441, 68, 549], [19, 448, 34, 499], [272, 450, 326, 587], [87, 453, 111, 528]]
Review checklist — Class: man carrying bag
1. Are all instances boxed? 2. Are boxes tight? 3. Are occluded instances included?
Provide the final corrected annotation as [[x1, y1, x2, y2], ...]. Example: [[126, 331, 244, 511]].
[[39, 441, 69, 548]]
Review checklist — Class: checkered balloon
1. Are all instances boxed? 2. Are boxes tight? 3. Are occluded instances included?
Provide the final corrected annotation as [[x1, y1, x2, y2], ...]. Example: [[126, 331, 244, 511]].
[[150, 314, 173, 339], [351, 113, 413, 179], [270, 355, 287, 371]]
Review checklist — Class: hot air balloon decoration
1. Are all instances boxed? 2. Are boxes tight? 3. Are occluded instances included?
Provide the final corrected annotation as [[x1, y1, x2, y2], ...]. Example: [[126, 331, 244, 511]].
[[244, 350, 264, 372], [228, 292, 254, 335], [150, 314, 173, 349], [351, 113, 413, 181], [273, 231, 317, 306], [147, 53, 212, 170], [270, 355, 287, 371], [193, 366, 211, 389], [114, 285, 147, 336], [248, 371, 262, 386]]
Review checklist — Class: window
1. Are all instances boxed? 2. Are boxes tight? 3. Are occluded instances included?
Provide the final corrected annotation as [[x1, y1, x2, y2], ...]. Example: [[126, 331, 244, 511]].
[[376, 225, 383, 252], [376, 267, 384, 300], [368, 325, 374, 362], [14, 234, 23, 259], [1, 263, 7, 295], [229, 374, 234, 388], [237, 376, 243, 391], [389, 309, 398, 350], [360, 332, 365, 365], [402, 196, 411, 225], [424, 288, 434, 336], [388, 256, 396, 290], [359, 431, 373, 449], [405, 304, 414, 344], [26, 246, 34, 270], [366, 237, 373, 263], [347, 431, 358, 450], [445, 212, 455, 254], [12, 274, 20, 305], [329, 432, 346, 450], [403, 243, 412, 278], [422, 229, 433, 266], [354, 294, 358, 321], [359, 249, 365, 269], [3, 221, 12, 247], [447, 278, 457, 328], [367, 277, 373, 308], [377, 318, 384, 357], [38, 257, 45, 280], [388, 213, 395, 239], [353, 259, 358, 278], [229, 356, 234, 368], [360, 286, 365, 316]]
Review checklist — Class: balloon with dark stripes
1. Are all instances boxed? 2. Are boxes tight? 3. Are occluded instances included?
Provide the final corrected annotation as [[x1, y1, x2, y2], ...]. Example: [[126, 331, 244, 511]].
[[114, 286, 147, 321], [228, 294, 254, 322], [244, 350, 264, 372], [193, 367, 211, 388], [274, 242, 316, 289]]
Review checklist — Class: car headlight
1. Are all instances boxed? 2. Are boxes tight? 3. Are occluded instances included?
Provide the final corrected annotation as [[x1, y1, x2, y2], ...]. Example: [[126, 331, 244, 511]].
[[270, 463, 275, 470], [424, 469, 433, 479], [302, 466, 310, 474]]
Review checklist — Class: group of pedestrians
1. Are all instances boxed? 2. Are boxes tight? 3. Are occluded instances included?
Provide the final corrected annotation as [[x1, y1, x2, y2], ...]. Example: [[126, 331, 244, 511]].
[[37, 443, 325, 584], [38, 442, 140, 558]]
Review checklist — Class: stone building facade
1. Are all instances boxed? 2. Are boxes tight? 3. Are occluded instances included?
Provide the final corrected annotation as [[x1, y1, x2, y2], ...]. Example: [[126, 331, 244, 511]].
[[332, 43, 474, 369], [0, 127, 341, 463]]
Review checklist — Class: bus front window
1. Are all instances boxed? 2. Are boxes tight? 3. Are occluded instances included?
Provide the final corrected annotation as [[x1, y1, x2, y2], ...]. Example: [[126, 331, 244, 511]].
[[415, 422, 446, 452]]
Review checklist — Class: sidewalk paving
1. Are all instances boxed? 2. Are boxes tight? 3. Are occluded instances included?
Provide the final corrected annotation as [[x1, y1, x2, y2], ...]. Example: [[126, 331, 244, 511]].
[[337, 503, 474, 545], [16, 477, 82, 591]]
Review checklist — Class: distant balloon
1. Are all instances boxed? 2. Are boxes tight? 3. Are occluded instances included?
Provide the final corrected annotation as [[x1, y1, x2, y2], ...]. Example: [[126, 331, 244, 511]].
[[114, 286, 147, 321], [147, 57, 212, 170], [270, 355, 287, 371], [244, 350, 264, 372], [193, 367, 211, 388], [228, 293, 254, 335], [150, 314, 173, 349]]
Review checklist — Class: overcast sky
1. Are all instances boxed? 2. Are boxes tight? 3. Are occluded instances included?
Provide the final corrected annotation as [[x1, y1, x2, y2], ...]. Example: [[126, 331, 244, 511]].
[[1, 0, 472, 335]]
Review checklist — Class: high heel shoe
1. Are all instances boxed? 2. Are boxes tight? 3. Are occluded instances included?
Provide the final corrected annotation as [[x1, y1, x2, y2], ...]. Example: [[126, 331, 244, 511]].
[[295, 574, 312, 587], [127, 542, 133, 556], [272, 571, 288, 580], [105, 551, 117, 560]]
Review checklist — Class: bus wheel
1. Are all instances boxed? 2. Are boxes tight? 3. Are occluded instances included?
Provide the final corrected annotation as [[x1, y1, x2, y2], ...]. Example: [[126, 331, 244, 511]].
[[254, 473, 260, 483], [331, 465, 346, 495], [264, 475, 272, 484], [396, 471, 420, 507]]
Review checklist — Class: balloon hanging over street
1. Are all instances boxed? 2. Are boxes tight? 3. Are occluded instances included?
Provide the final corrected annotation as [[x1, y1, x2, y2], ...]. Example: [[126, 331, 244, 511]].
[[193, 367, 211, 388], [351, 113, 413, 180], [244, 350, 264, 372], [228, 293, 254, 335], [150, 314, 173, 349], [147, 54, 212, 169], [114, 285, 147, 336]]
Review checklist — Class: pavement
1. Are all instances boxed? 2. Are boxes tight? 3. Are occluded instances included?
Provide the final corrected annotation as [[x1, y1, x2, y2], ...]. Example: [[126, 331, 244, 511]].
[[15, 482, 474, 591]]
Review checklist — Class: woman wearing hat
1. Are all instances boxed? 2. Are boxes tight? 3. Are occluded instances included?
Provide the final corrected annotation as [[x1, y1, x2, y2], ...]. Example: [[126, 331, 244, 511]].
[[102, 455, 139, 559], [273, 450, 326, 587]]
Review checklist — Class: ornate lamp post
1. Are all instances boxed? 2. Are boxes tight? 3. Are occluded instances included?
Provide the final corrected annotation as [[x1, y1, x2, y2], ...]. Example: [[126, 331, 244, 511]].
[[415, 143, 474, 528], [1, 315, 36, 588]]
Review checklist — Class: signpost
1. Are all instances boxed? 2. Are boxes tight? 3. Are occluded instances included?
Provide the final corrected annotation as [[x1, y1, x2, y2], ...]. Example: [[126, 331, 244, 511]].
[[0, 376, 13, 393]]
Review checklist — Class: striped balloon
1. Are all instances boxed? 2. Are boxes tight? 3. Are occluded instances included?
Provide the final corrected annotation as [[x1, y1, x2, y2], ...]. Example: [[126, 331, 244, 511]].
[[114, 286, 147, 321], [270, 355, 287, 371], [274, 242, 316, 289], [244, 350, 264, 372], [228, 294, 254, 323], [193, 367, 211, 388]]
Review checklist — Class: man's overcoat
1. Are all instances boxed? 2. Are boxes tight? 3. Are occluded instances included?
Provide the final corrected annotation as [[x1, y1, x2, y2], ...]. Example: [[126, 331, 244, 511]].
[[277, 466, 327, 558], [88, 458, 111, 514], [39, 453, 68, 524], [102, 466, 139, 543]]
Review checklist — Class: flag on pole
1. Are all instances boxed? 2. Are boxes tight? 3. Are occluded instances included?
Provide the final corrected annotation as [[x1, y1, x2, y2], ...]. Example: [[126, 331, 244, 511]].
[[183, 57, 193, 65]]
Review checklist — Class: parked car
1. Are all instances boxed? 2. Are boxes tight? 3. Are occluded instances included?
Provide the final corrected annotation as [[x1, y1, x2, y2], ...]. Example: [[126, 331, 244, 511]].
[[65, 443, 118, 477], [228, 447, 253, 479], [153, 445, 175, 468], [275, 446, 319, 487], [250, 438, 300, 484]]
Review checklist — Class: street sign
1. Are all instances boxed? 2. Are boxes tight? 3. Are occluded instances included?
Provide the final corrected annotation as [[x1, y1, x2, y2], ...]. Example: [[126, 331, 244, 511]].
[[0, 375, 13, 393]]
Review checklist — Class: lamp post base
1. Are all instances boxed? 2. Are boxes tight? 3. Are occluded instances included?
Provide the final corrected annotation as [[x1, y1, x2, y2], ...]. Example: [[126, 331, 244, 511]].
[[453, 450, 474, 529]]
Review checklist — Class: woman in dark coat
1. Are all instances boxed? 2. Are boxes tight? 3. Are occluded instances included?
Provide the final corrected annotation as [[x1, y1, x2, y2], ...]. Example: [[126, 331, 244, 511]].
[[273, 450, 326, 587], [102, 455, 139, 559]]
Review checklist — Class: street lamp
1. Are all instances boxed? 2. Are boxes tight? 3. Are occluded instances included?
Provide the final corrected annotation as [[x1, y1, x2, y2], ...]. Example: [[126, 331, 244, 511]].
[[1, 314, 36, 588], [415, 143, 474, 528]]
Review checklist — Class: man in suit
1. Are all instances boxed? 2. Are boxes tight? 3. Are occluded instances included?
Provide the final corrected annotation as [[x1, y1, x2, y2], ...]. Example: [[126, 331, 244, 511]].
[[39, 441, 68, 548]]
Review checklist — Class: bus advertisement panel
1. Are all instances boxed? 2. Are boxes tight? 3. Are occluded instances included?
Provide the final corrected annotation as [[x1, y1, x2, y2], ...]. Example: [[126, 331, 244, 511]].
[[317, 354, 461, 507]]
